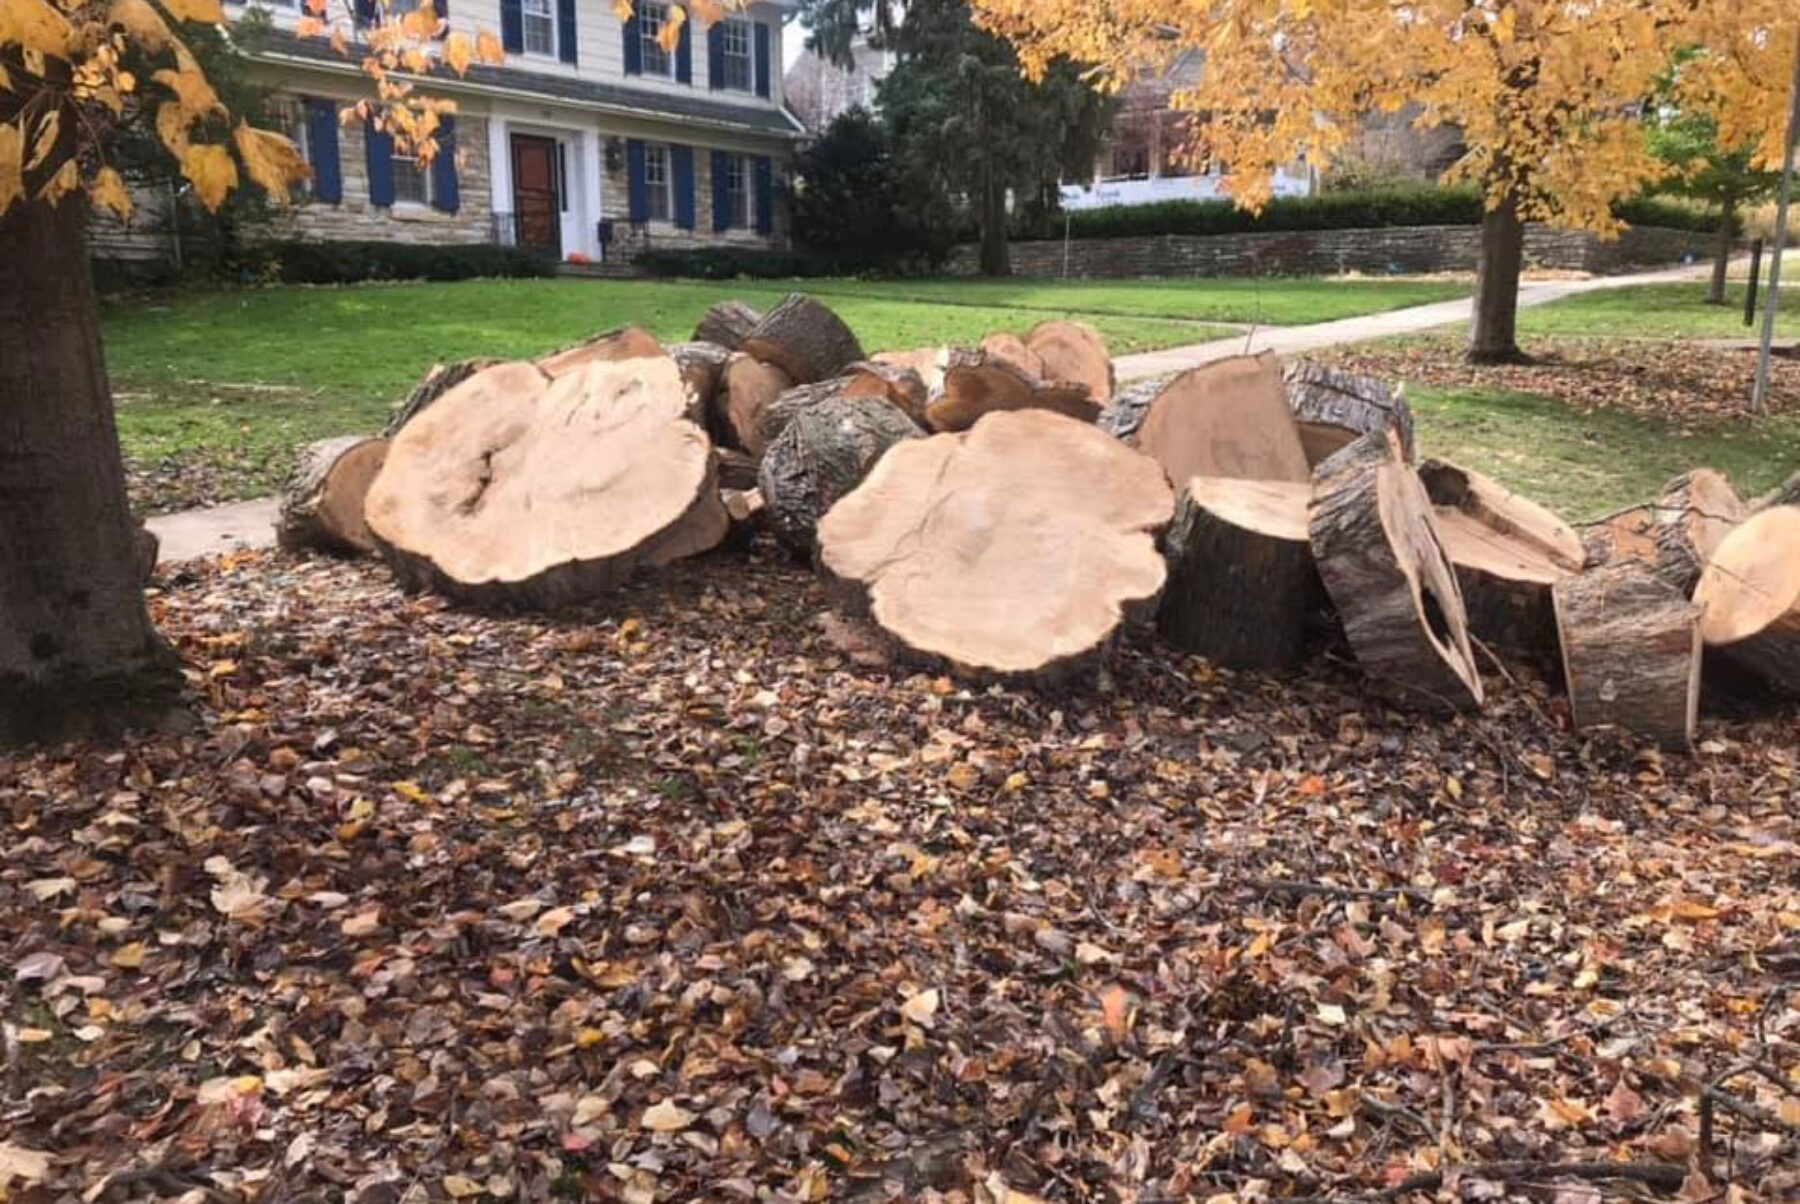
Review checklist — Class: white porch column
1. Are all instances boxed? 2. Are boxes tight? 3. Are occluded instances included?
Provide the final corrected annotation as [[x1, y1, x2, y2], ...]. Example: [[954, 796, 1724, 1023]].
[[487, 116, 511, 243], [582, 128, 604, 257]]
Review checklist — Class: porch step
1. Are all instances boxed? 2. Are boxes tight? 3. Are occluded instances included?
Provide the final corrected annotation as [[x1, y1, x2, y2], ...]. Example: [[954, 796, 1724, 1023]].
[[556, 262, 647, 281]]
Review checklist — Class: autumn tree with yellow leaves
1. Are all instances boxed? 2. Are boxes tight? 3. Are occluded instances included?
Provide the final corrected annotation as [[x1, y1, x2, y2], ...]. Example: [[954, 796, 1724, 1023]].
[[971, 0, 1797, 364]]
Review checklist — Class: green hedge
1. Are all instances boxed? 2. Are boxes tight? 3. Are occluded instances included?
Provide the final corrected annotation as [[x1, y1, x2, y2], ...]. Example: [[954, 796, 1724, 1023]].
[[263, 240, 558, 284], [633, 246, 835, 279]]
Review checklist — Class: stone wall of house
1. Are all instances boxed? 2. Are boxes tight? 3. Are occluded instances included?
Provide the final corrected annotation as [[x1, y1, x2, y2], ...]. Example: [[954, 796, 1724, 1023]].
[[946, 223, 1722, 278], [603, 149, 784, 261]]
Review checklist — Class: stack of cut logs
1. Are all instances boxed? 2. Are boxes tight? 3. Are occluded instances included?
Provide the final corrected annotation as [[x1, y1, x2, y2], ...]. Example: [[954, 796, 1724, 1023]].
[[278, 291, 1800, 751]]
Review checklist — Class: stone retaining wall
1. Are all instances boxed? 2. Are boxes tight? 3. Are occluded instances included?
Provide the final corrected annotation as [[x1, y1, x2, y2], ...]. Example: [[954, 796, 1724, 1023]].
[[947, 223, 1722, 278]]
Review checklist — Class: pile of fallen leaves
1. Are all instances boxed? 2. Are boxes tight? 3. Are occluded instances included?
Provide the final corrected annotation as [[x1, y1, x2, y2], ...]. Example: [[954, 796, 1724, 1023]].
[[3, 549, 1798, 1203], [1326, 337, 1799, 424]]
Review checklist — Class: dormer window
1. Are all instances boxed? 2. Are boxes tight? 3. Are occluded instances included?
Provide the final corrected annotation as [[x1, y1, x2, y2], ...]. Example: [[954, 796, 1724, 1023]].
[[719, 18, 752, 91], [521, 0, 556, 57], [639, 2, 673, 77]]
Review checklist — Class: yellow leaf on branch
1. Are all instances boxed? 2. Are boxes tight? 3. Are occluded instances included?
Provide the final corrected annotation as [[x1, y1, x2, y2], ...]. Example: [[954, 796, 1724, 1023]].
[[25, 110, 60, 173], [37, 157, 79, 206], [233, 122, 309, 200], [158, 0, 226, 24], [0, 0, 74, 59], [0, 123, 24, 214], [89, 165, 133, 218], [109, 0, 175, 52], [179, 142, 237, 210]]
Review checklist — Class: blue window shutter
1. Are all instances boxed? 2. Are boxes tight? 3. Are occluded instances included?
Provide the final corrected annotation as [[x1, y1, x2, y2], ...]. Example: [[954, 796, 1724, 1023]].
[[500, 0, 522, 52], [305, 98, 341, 204], [627, 139, 648, 223], [672, 146, 695, 229], [354, 0, 376, 26], [707, 25, 725, 91], [675, 17, 692, 84], [753, 155, 773, 234], [434, 0, 447, 37], [556, 0, 576, 63], [431, 116, 459, 214], [622, 13, 641, 74], [365, 120, 395, 207], [753, 23, 771, 98], [711, 149, 731, 231]]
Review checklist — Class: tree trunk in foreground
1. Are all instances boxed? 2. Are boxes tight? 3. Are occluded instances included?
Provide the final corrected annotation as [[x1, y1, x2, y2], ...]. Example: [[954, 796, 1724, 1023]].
[[1709, 197, 1737, 307], [0, 196, 180, 745], [1469, 195, 1527, 365], [979, 166, 1011, 278]]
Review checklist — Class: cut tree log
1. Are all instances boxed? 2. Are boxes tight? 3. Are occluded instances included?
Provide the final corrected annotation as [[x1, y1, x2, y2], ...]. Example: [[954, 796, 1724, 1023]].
[[1581, 504, 1659, 569], [1025, 319, 1114, 405], [757, 394, 923, 555], [720, 487, 766, 551], [740, 294, 866, 384], [818, 410, 1173, 675], [717, 447, 760, 491], [1096, 372, 1172, 440], [1752, 470, 1800, 512], [871, 347, 948, 394], [1104, 355, 1311, 488], [979, 331, 1047, 378], [537, 325, 665, 377], [669, 341, 731, 423], [385, 358, 498, 435], [1308, 431, 1483, 711], [277, 435, 390, 555], [364, 357, 726, 608], [1651, 468, 1745, 595], [1158, 478, 1321, 672], [1284, 360, 1415, 466], [924, 350, 1098, 433], [1418, 459, 1584, 660], [720, 354, 796, 457], [758, 380, 848, 452], [1553, 562, 1702, 750], [1692, 505, 1800, 695], [840, 360, 929, 426], [692, 300, 762, 351]]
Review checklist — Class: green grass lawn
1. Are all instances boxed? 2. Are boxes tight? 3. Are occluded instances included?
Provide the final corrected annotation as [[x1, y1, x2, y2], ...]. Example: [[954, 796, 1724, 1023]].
[[1519, 281, 1800, 341]]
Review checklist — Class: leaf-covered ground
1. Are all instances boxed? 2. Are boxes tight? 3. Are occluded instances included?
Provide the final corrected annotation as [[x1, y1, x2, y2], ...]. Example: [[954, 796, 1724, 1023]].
[[4, 549, 1798, 1203]]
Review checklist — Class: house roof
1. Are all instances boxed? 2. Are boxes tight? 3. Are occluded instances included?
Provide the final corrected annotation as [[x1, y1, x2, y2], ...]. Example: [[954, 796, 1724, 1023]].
[[245, 27, 805, 139]]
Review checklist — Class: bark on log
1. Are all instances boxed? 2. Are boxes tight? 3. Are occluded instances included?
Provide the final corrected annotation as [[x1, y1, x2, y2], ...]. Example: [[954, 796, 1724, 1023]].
[[979, 331, 1047, 378], [1025, 319, 1114, 405], [1284, 360, 1415, 466], [757, 394, 923, 555], [536, 325, 665, 378], [1651, 468, 1745, 596], [818, 410, 1173, 676], [871, 347, 948, 395], [925, 350, 1098, 433], [277, 435, 390, 555], [1692, 505, 1800, 695], [386, 358, 499, 436], [1553, 562, 1702, 750], [740, 294, 866, 384], [364, 358, 726, 608], [720, 487, 766, 552], [717, 447, 760, 491], [1106, 355, 1312, 488], [669, 341, 731, 427], [1580, 504, 1659, 570], [720, 354, 796, 458], [693, 300, 762, 352], [1308, 432, 1484, 711], [1158, 478, 1322, 672], [1418, 459, 1584, 660], [759, 380, 849, 451], [840, 360, 929, 426], [1752, 470, 1800, 512], [1096, 372, 1173, 441]]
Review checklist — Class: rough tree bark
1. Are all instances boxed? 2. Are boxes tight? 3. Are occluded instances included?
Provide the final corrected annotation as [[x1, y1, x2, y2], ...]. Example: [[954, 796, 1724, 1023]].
[[979, 166, 1011, 278], [1709, 196, 1737, 307], [1470, 194, 1527, 365], [1554, 562, 1702, 750], [0, 193, 180, 744]]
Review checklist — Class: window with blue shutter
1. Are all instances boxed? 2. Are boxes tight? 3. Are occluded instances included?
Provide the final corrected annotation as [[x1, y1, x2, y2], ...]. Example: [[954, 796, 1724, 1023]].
[[435, 0, 448, 37], [711, 149, 730, 231], [753, 156, 773, 234], [627, 138, 648, 223], [431, 116, 460, 214], [707, 25, 725, 91], [672, 146, 695, 229], [556, 0, 576, 63], [354, 0, 376, 26], [622, 11, 641, 74], [753, 23, 770, 98], [365, 120, 395, 207], [500, 0, 522, 52], [675, 16, 692, 84], [305, 98, 341, 204]]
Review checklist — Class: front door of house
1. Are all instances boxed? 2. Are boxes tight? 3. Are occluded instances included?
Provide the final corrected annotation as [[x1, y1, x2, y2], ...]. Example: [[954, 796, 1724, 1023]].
[[511, 135, 561, 257]]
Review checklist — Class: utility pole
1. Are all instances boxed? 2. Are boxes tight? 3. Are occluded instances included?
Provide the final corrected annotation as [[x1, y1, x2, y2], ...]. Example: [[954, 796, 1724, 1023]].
[[1753, 22, 1800, 413]]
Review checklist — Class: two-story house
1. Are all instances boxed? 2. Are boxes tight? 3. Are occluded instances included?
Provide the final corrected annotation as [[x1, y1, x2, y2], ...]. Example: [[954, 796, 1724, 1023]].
[[211, 1, 805, 262]]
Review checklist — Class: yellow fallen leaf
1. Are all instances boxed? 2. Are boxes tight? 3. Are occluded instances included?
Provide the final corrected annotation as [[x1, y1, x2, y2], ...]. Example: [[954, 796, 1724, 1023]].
[[0, 1142, 51, 1185], [442, 1174, 483, 1198], [536, 905, 575, 936], [900, 987, 939, 1026], [340, 907, 381, 937], [110, 942, 146, 969], [641, 1099, 695, 1132]]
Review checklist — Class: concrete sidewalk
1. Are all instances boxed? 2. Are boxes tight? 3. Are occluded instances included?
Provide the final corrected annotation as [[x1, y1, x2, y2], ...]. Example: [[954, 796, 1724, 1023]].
[[146, 497, 281, 564]]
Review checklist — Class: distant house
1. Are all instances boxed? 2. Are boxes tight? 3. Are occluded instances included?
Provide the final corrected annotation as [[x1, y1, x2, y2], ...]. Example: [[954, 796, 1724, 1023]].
[[94, 0, 807, 270], [782, 34, 896, 131]]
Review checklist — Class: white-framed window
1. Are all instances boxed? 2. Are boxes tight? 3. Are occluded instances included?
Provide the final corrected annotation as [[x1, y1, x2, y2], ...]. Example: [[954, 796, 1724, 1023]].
[[277, 102, 313, 201], [644, 142, 672, 221], [723, 152, 753, 228], [522, 0, 557, 57], [392, 147, 433, 206], [719, 18, 752, 91], [639, 1, 672, 77]]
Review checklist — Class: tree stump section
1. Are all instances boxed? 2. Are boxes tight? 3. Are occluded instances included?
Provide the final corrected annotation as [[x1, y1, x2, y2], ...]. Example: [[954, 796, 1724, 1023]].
[[277, 435, 390, 555], [717, 447, 760, 491], [1418, 459, 1584, 660], [1121, 356, 1313, 488], [364, 358, 726, 608], [692, 300, 761, 352], [758, 394, 923, 555], [924, 350, 1098, 433], [1158, 478, 1321, 672], [669, 341, 731, 424], [1308, 432, 1483, 711], [979, 331, 1047, 378], [1651, 468, 1745, 595], [1581, 504, 1659, 569], [1025, 319, 1114, 405], [818, 410, 1174, 676], [740, 294, 866, 384], [386, 358, 498, 436], [1692, 506, 1800, 695], [871, 347, 948, 395], [1096, 372, 1173, 440], [720, 354, 796, 458], [537, 325, 665, 378], [759, 380, 850, 451], [841, 360, 929, 426], [1284, 360, 1415, 466], [1553, 562, 1701, 749]]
